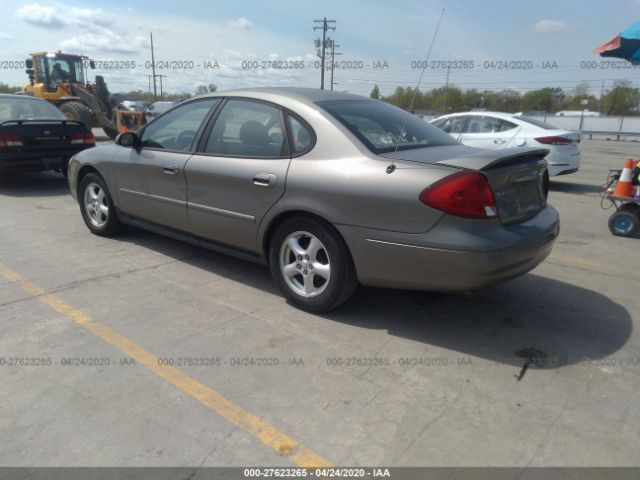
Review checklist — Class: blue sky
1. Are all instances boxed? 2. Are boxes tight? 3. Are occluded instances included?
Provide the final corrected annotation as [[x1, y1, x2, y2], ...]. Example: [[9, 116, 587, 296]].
[[1, 0, 639, 96]]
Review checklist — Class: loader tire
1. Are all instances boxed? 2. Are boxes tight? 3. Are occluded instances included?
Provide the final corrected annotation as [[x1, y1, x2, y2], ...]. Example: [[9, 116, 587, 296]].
[[59, 102, 93, 130]]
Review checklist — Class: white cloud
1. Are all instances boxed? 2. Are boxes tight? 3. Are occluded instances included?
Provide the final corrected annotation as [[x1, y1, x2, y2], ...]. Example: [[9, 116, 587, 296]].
[[532, 19, 572, 34], [16, 3, 65, 28], [60, 32, 148, 55], [226, 17, 252, 29], [16, 3, 110, 29], [0, 32, 12, 40]]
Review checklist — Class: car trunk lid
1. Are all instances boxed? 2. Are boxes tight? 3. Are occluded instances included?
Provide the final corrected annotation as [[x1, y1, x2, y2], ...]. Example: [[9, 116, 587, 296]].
[[380, 146, 550, 225], [0, 119, 88, 151]]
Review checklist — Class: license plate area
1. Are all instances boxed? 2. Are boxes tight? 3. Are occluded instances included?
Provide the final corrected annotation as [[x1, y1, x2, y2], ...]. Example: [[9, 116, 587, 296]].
[[494, 170, 546, 224]]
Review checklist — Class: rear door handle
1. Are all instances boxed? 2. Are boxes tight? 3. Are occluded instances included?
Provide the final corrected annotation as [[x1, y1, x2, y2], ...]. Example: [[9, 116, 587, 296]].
[[494, 139, 506, 144], [163, 164, 179, 175], [253, 173, 277, 187]]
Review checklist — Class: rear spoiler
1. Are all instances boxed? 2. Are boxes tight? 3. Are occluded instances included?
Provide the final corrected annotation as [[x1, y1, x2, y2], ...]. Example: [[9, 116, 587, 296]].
[[436, 147, 549, 171], [0, 119, 84, 127]]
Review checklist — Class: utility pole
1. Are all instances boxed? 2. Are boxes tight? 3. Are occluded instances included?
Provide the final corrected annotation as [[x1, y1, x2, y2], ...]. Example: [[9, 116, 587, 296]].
[[146, 75, 153, 94], [313, 18, 336, 90], [599, 80, 605, 114], [158, 75, 167, 99], [329, 39, 342, 91], [150, 32, 157, 100], [443, 65, 451, 112]]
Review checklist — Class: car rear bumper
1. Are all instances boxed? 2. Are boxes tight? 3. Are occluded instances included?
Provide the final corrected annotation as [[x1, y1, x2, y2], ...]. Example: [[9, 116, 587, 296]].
[[545, 151, 581, 177], [0, 147, 88, 173], [337, 205, 559, 291]]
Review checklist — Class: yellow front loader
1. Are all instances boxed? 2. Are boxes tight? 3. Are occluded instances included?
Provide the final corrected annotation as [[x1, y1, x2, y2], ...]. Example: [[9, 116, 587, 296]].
[[23, 51, 144, 139]]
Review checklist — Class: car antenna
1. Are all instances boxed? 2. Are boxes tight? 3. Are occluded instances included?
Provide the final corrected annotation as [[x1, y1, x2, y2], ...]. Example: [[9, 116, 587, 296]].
[[387, 8, 445, 174]]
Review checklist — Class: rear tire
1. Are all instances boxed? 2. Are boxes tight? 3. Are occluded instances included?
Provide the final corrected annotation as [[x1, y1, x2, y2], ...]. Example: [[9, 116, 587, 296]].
[[78, 173, 125, 236], [269, 216, 358, 312], [59, 102, 93, 130]]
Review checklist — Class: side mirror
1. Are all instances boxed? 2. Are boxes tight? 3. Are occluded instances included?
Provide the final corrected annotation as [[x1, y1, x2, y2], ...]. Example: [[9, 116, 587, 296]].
[[25, 58, 33, 69], [115, 131, 141, 149]]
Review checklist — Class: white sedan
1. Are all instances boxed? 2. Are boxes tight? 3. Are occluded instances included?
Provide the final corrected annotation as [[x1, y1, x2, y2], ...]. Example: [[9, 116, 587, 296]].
[[430, 111, 581, 177]]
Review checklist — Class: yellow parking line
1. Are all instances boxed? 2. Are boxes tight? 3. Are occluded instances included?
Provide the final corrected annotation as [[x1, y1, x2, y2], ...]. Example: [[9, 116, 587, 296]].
[[0, 262, 333, 468], [548, 254, 601, 268]]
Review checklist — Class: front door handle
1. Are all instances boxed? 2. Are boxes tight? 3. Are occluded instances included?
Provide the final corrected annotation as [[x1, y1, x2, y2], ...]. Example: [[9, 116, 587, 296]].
[[163, 164, 179, 175], [253, 173, 277, 187], [494, 139, 506, 144]]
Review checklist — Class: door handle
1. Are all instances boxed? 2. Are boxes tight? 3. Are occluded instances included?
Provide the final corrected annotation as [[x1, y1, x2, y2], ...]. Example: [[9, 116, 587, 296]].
[[253, 173, 276, 187], [162, 164, 179, 175], [494, 139, 506, 144]]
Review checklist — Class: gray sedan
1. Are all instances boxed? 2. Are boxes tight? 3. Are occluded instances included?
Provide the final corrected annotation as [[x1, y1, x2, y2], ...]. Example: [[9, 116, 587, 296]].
[[68, 88, 558, 312]]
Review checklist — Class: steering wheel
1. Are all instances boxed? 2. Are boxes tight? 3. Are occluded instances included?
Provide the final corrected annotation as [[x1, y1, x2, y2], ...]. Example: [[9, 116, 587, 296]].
[[176, 130, 197, 150]]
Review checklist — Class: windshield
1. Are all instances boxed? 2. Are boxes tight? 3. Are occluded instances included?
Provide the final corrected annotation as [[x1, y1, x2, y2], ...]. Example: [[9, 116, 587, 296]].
[[318, 99, 458, 153], [0, 97, 67, 121], [516, 116, 558, 130]]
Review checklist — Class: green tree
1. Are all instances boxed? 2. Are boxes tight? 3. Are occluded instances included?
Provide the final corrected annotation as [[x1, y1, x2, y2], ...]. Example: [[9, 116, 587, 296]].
[[0, 82, 20, 94], [370, 85, 380, 99], [521, 87, 566, 113], [195, 83, 218, 95], [602, 80, 640, 116]]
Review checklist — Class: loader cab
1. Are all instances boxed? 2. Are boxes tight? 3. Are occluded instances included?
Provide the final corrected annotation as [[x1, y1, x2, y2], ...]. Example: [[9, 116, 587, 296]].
[[26, 52, 87, 97]]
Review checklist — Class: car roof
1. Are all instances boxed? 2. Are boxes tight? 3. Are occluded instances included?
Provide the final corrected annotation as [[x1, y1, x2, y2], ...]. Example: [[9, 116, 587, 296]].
[[195, 87, 368, 105]]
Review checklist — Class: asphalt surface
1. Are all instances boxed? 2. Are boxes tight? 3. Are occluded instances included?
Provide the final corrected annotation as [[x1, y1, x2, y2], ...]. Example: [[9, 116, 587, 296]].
[[0, 139, 639, 467]]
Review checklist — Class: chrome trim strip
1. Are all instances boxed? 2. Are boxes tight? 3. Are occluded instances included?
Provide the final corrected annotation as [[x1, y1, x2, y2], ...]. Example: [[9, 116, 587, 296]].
[[119, 188, 186, 207], [365, 238, 465, 253], [188, 202, 255, 222]]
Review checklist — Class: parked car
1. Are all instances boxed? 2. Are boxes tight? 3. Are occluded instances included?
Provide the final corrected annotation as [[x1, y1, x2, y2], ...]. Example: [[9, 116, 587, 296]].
[[132, 101, 151, 113], [144, 101, 179, 120], [68, 88, 558, 312], [430, 111, 581, 176], [0, 94, 95, 175], [120, 100, 138, 111]]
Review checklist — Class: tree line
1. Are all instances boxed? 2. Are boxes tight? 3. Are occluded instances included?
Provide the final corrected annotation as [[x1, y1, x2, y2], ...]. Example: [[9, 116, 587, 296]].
[[371, 80, 640, 116], [0, 82, 218, 102]]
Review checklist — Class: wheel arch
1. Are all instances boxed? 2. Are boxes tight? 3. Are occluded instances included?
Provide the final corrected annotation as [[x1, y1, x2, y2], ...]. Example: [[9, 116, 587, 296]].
[[261, 210, 355, 269], [75, 164, 101, 200]]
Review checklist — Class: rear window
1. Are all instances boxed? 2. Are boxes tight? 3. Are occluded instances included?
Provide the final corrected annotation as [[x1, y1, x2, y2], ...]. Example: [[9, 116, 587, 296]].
[[318, 99, 458, 153], [516, 116, 558, 130], [0, 97, 66, 122]]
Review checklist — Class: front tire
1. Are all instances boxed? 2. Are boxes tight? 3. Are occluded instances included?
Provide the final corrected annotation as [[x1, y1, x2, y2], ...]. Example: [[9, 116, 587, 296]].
[[59, 102, 93, 130], [78, 173, 125, 236], [269, 216, 358, 312]]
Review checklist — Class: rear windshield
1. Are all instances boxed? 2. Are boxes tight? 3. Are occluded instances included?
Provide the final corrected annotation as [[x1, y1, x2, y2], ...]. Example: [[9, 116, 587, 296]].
[[516, 116, 558, 130], [0, 97, 67, 122], [318, 99, 458, 153]]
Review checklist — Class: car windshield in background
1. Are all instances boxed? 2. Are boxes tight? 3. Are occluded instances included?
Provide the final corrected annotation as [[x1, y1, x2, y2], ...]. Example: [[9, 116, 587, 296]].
[[516, 116, 558, 130], [0, 97, 67, 122], [318, 99, 458, 153]]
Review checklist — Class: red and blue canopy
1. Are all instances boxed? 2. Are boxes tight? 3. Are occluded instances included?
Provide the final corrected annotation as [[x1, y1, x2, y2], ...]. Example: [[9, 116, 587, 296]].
[[594, 20, 640, 63]]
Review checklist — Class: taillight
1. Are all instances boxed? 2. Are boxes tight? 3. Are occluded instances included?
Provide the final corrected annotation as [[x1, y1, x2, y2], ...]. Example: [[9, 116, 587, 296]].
[[419, 171, 498, 219], [535, 136, 573, 145], [0, 134, 24, 148], [71, 132, 95, 145]]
